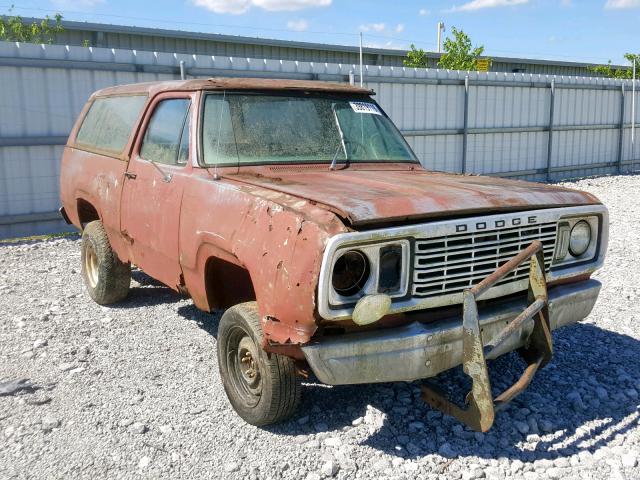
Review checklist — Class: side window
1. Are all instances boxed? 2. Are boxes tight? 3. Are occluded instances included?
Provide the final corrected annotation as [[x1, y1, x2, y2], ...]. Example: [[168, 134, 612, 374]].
[[202, 94, 238, 165], [140, 99, 191, 166], [76, 95, 147, 154]]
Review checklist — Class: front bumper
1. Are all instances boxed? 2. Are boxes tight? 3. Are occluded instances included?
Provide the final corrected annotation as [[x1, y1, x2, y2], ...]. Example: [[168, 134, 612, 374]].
[[302, 279, 601, 385]]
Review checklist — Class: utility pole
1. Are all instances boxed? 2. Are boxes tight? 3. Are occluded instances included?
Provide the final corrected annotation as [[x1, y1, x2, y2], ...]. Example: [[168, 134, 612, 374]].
[[359, 31, 364, 87], [633, 57, 636, 160], [437, 22, 445, 53]]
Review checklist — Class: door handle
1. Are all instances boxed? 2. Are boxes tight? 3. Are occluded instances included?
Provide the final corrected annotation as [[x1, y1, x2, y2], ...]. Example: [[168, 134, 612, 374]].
[[124, 172, 137, 179]]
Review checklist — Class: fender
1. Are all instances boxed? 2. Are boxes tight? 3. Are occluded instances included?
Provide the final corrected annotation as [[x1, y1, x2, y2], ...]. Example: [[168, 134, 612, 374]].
[[179, 175, 347, 346]]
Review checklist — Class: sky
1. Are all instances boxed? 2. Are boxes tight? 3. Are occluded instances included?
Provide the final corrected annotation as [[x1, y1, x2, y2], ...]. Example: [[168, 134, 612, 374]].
[[4, 0, 640, 65]]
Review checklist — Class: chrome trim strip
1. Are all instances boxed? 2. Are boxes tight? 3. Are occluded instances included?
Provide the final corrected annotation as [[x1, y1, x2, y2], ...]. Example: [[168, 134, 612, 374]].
[[318, 205, 608, 320]]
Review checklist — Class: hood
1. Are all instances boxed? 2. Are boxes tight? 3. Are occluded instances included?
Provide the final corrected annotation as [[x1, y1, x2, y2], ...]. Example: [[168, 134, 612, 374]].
[[228, 166, 600, 227]]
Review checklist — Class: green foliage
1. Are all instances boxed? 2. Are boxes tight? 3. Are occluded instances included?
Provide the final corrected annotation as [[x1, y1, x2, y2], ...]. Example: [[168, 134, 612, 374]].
[[403, 27, 491, 71], [403, 44, 430, 68], [0, 6, 64, 44], [438, 27, 489, 71], [589, 53, 640, 79]]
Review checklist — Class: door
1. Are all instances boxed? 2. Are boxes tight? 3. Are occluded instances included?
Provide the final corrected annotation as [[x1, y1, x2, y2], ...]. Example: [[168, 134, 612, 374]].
[[120, 94, 194, 289]]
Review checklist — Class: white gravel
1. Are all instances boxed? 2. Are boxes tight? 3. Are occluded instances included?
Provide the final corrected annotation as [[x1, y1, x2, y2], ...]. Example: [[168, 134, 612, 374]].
[[1, 174, 639, 480]]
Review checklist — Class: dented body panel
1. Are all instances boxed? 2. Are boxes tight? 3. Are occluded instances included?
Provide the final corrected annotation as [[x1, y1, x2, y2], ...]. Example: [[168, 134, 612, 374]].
[[59, 78, 607, 401], [178, 168, 346, 344]]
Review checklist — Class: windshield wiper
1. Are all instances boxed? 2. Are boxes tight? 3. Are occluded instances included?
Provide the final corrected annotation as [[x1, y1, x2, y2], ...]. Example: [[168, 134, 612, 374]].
[[329, 104, 348, 171]]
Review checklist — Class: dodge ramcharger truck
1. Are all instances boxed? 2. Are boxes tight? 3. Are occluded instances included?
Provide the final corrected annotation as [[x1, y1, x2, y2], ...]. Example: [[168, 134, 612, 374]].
[[59, 78, 607, 431]]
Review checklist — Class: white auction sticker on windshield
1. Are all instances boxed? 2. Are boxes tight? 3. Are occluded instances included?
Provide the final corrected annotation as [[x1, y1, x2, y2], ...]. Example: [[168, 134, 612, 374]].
[[349, 102, 381, 115]]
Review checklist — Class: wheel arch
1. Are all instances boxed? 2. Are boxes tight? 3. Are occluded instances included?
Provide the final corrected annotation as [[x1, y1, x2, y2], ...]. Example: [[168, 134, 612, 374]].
[[204, 255, 257, 311], [76, 197, 101, 228]]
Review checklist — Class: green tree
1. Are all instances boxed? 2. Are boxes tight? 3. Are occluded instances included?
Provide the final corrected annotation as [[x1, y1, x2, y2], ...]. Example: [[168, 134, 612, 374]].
[[589, 53, 640, 79], [438, 27, 489, 71], [403, 27, 490, 71], [403, 44, 430, 68], [0, 7, 64, 44]]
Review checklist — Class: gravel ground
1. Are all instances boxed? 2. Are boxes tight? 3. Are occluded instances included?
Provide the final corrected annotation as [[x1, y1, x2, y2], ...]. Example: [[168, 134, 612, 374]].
[[1, 174, 639, 480]]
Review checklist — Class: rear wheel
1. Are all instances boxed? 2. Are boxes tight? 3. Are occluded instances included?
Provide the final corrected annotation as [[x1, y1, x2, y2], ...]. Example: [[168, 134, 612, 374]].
[[81, 220, 131, 305], [217, 302, 301, 426]]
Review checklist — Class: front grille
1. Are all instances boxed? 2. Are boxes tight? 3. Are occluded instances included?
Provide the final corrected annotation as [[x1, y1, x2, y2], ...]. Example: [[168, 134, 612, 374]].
[[413, 221, 557, 298]]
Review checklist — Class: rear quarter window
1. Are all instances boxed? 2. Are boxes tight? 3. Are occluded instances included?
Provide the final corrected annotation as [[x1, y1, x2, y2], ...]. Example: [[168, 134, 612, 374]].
[[75, 95, 147, 156]]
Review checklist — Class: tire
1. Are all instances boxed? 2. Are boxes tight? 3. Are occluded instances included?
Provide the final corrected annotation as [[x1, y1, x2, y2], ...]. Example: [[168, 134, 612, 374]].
[[217, 302, 301, 426], [80, 220, 131, 305]]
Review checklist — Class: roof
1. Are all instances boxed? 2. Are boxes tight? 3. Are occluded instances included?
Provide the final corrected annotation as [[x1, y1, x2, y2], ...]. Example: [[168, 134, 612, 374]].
[[20, 17, 626, 71], [94, 78, 374, 97], [40, 17, 408, 58]]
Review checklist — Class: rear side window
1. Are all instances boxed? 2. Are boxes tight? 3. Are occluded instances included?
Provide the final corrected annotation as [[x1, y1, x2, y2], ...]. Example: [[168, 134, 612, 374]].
[[76, 95, 147, 155], [140, 99, 191, 165]]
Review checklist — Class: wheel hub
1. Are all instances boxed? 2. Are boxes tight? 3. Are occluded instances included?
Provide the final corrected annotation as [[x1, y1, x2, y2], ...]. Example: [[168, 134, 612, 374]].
[[228, 334, 262, 403], [238, 337, 261, 389]]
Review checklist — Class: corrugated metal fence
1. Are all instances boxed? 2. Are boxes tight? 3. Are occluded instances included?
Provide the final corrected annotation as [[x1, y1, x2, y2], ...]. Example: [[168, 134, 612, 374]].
[[1, 41, 638, 238]]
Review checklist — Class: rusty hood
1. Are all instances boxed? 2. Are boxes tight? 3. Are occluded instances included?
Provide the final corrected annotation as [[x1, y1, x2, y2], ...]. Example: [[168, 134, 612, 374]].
[[228, 166, 601, 227]]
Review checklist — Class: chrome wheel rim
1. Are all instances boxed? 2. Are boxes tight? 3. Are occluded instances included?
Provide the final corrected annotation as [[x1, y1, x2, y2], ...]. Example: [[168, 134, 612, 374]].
[[84, 243, 99, 288]]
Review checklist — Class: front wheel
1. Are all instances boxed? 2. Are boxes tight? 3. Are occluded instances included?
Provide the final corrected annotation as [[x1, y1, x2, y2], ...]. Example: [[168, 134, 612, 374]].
[[217, 302, 301, 426], [81, 220, 131, 305]]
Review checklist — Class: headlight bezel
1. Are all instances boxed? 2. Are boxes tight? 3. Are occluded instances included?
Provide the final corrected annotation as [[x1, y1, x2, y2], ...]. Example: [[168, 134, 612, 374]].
[[328, 239, 410, 307], [553, 215, 599, 266]]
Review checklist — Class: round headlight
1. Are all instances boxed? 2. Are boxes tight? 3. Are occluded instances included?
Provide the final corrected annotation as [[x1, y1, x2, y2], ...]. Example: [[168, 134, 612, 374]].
[[332, 250, 370, 296], [569, 220, 591, 257]]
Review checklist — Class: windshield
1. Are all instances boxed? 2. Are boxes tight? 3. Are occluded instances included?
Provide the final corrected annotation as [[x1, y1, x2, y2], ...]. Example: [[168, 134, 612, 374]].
[[201, 93, 417, 166]]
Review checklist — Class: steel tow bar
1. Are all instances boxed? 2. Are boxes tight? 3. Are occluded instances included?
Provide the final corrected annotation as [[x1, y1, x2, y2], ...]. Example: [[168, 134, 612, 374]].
[[421, 240, 553, 432]]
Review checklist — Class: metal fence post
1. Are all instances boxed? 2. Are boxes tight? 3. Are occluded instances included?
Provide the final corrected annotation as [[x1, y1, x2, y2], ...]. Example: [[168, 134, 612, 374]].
[[618, 83, 626, 174], [461, 75, 470, 174], [179, 60, 186, 80], [545, 79, 555, 181]]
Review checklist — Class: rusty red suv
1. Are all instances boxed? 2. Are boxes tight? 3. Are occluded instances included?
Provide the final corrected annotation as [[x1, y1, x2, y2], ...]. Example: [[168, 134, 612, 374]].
[[60, 78, 608, 430]]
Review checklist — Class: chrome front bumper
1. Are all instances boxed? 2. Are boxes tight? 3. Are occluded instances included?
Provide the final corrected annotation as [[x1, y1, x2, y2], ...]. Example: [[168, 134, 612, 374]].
[[302, 279, 601, 385]]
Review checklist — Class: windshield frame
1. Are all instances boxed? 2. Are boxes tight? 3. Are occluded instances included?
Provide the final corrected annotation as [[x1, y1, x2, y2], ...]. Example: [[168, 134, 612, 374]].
[[197, 90, 420, 168]]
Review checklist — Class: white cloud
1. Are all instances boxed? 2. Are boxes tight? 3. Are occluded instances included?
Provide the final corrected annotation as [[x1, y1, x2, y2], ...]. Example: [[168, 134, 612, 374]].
[[419, 8, 430, 15], [359, 23, 386, 32], [448, 0, 528, 12], [192, 0, 250, 14], [359, 23, 404, 34], [51, 0, 105, 8], [365, 40, 407, 50], [192, 0, 331, 14], [605, 0, 640, 8], [287, 19, 309, 31], [254, 0, 331, 10], [560, 0, 572, 6]]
